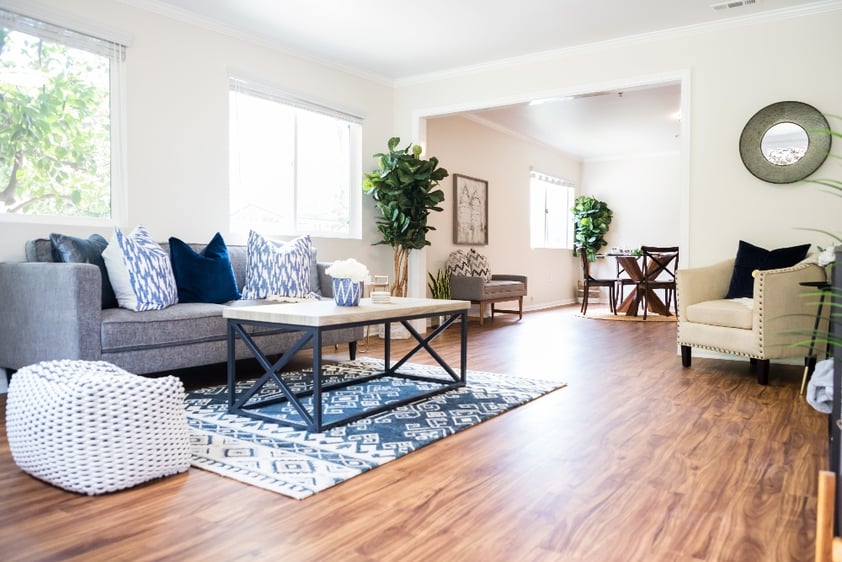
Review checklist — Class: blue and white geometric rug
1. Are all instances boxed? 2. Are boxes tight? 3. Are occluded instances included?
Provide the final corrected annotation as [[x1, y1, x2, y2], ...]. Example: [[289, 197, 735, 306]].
[[185, 358, 565, 499]]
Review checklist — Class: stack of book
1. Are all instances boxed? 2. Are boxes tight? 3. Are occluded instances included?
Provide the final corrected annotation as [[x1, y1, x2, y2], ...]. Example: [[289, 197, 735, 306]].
[[370, 291, 391, 304]]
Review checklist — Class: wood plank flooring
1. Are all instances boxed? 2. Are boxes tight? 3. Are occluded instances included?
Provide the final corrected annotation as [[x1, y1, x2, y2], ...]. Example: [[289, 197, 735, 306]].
[[0, 305, 828, 561]]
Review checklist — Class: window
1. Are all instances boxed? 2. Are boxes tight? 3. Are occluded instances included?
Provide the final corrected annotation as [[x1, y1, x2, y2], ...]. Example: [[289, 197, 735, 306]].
[[529, 170, 575, 249], [229, 77, 362, 238], [0, 9, 125, 222]]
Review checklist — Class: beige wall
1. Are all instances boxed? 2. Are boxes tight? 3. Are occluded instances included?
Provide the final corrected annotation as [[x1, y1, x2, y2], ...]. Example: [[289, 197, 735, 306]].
[[425, 117, 682, 306], [425, 115, 582, 308], [395, 7, 842, 284], [3, 2, 841, 310]]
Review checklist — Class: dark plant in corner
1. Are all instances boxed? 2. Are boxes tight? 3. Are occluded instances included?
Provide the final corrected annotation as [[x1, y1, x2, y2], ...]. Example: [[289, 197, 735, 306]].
[[363, 137, 449, 296], [572, 195, 613, 261]]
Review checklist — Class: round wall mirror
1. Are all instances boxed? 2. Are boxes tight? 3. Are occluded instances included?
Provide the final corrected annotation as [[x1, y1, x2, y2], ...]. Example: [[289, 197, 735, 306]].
[[760, 122, 808, 165], [739, 101, 831, 184]]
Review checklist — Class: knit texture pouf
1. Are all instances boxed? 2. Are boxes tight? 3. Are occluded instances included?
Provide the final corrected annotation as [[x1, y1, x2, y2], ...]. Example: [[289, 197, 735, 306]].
[[6, 360, 190, 495]]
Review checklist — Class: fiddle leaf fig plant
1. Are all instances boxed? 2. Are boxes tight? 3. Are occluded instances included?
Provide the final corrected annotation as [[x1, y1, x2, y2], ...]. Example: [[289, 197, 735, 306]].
[[572, 195, 613, 261], [363, 137, 449, 296]]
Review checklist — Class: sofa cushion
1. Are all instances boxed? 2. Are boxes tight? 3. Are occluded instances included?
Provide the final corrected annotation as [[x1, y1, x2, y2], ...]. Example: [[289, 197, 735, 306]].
[[102, 225, 179, 312], [101, 301, 313, 353], [49, 233, 118, 309], [686, 297, 754, 329], [241, 231, 313, 300], [169, 233, 241, 304], [101, 303, 227, 352], [725, 240, 811, 299], [482, 279, 526, 299]]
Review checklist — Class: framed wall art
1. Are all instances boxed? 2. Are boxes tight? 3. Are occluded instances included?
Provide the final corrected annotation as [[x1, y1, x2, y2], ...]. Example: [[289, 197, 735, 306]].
[[453, 174, 488, 245]]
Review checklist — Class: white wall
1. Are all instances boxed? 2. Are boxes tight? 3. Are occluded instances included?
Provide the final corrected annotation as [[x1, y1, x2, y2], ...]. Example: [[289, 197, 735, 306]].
[[583, 153, 681, 279], [424, 118, 681, 305], [396, 7, 842, 273], [4, 2, 842, 306], [0, 0, 397, 279], [425, 115, 582, 308]]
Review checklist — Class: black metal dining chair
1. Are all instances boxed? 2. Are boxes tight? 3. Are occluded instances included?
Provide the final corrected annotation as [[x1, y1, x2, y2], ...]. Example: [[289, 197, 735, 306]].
[[578, 248, 616, 315]]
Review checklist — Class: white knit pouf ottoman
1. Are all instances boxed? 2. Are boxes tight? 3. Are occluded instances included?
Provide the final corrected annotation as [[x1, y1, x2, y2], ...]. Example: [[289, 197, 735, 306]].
[[6, 360, 190, 495]]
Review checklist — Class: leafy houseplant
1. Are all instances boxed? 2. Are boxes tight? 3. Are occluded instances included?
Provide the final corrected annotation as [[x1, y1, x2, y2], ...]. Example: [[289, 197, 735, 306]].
[[363, 137, 449, 296], [572, 195, 613, 261], [427, 267, 451, 300]]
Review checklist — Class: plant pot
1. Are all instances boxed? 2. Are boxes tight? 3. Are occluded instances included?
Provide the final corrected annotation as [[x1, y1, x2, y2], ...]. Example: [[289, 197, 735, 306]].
[[332, 278, 361, 306]]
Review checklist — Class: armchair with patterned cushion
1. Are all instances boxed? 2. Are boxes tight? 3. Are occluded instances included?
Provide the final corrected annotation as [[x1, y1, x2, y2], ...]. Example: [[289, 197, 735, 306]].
[[446, 249, 527, 326], [677, 241, 826, 385]]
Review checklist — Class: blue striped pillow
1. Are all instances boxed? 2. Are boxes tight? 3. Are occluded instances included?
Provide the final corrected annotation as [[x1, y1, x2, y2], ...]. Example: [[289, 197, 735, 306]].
[[241, 232, 312, 300], [103, 225, 178, 311]]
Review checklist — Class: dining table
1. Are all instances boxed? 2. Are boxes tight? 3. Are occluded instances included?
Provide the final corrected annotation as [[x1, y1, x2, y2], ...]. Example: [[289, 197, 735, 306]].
[[611, 253, 673, 317]]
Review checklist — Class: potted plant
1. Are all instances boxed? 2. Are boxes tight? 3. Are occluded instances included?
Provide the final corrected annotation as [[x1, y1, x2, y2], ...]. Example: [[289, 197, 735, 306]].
[[572, 195, 613, 261], [427, 266, 451, 327], [427, 267, 451, 299], [325, 258, 370, 306], [363, 137, 449, 296]]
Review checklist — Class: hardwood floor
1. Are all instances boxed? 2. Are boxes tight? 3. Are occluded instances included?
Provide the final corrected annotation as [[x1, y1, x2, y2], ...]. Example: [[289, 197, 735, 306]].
[[0, 305, 828, 561]]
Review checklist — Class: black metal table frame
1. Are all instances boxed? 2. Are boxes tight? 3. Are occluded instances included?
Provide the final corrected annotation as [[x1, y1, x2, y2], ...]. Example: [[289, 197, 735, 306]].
[[227, 309, 468, 432]]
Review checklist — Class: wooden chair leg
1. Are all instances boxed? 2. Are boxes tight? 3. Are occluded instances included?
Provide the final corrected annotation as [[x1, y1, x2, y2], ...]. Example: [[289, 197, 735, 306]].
[[581, 283, 589, 315], [518, 297, 523, 320]]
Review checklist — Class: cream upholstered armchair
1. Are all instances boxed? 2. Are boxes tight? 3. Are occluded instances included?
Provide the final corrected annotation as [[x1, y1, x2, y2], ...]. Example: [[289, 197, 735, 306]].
[[677, 255, 826, 385]]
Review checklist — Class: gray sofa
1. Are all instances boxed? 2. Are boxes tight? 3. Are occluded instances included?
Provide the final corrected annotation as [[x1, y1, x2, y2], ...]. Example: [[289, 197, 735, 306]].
[[0, 238, 363, 376]]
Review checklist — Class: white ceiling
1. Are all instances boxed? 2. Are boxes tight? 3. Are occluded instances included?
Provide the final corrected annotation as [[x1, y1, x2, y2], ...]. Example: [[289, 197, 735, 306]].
[[128, 0, 831, 159]]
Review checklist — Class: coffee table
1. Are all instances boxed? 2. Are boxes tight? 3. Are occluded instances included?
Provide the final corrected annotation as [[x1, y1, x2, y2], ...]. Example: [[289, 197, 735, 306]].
[[223, 297, 470, 432]]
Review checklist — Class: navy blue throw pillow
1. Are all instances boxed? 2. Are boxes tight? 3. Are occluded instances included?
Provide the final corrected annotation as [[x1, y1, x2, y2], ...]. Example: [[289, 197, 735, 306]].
[[169, 233, 241, 303], [725, 240, 811, 299], [50, 233, 118, 309]]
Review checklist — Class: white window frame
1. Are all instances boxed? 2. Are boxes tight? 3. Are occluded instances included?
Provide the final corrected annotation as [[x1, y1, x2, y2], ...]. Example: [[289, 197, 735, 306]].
[[228, 76, 363, 239], [0, 6, 127, 227], [529, 169, 576, 249]]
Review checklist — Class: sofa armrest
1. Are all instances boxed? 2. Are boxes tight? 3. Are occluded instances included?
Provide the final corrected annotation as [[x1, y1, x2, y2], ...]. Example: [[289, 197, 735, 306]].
[[676, 259, 735, 320], [450, 275, 486, 301], [755, 261, 827, 350], [0, 262, 102, 370]]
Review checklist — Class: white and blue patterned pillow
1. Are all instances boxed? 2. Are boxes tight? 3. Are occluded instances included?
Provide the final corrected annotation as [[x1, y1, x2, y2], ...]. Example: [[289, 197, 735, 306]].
[[102, 225, 179, 311], [241, 232, 313, 299], [468, 249, 492, 282]]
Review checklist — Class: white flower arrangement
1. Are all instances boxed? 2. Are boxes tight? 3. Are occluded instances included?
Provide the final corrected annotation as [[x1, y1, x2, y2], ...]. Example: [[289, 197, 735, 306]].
[[326, 258, 370, 283]]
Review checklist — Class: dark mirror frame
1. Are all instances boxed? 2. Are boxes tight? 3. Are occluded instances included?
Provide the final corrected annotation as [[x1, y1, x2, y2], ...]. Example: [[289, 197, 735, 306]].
[[739, 101, 832, 184]]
